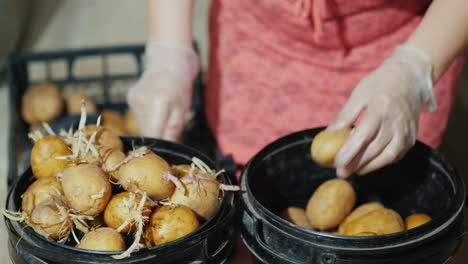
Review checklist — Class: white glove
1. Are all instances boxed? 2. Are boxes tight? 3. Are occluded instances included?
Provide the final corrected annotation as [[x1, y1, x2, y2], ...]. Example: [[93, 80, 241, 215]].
[[127, 41, 199, 141], [328, 45, 436, 177]]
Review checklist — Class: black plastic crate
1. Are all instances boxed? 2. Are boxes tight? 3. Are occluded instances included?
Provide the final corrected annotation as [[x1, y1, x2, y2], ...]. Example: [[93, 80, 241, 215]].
[[7, 44, 235, 188]]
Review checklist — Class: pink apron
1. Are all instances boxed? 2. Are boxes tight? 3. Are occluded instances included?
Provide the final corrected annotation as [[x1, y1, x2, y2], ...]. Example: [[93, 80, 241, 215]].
[[205, 0, 466, 166]]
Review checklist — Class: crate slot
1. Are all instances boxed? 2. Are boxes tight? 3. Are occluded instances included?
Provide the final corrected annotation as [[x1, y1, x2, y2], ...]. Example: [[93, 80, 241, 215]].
[[72, 56, 103, 78]]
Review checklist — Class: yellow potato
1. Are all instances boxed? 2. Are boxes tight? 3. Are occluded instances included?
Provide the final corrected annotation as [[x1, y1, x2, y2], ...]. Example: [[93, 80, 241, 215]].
[[28, 196, 72, 241], [104, 192, 153, 233], [76, 227, 125, 251], [118, 152, 175, 200], [100, 148, 126, 181], [169, 173, 220, 219], [144, 205, 199, 246], [405, 213, 432, 230], [22, 176, 63, 215], [31, 136, 72, 179], [171, 164, 198, 178], [339, 202, 384, 234], [306, 179, 356, 230], [83, 125, 123, 151], [310, 128, 352, 168], [342, 208, 404, 236], [101, 110, 126, 136], [124, 109, 140, 136], [21, 83, 64, 124], [61, 164, 112, 216], [353, 232, 377, 236], [65, 91, 97, 115], [280, 207, 313, 230]]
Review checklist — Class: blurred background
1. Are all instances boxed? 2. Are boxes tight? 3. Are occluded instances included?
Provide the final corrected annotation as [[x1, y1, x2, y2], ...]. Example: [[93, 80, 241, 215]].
[[1, 0, 467, 262]]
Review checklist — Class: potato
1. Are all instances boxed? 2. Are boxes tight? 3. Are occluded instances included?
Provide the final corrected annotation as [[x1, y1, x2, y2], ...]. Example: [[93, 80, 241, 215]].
[[280, 207, 313, 230], [83, 125, 123, 151], [118, 152, 175, 200], [31, 136, 72, 179], [405, 213, 431, 230], [21, 83, 64, 124], [171, 164, 193, 178], [101, 110, 126, 136], [353, 232, 377, 236], [76, 227, 125, 251], [65, 91, 97, 115], [169, 172, 220, 219], [22, 176, 63, 215], [306, 179, 356, 230], [100, 148, 126, 181], [339, 202, 384, 234], [310, 128, 352, 168], [124, 109, 140, 136], [28, 196, 72, 241], [342, 208, 404, 236], [104, 192, 152, 233], [144, 205, 199, 246], [62, 164, 112, 216], [88, 214, 105, 229]]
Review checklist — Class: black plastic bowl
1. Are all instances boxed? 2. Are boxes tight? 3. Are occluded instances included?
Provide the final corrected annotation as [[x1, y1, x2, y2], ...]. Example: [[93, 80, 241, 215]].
[[240, 128, 468, 264], [5, 137, 236, 264]]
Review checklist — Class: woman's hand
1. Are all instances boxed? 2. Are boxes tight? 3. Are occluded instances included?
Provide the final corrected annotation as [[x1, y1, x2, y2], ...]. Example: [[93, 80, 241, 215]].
[[127, 41, 199, 141], [328, 45, 436, 178]]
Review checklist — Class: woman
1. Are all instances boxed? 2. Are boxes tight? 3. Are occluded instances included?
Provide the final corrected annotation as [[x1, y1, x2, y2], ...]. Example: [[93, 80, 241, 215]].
[[128, 0, 467, 178]]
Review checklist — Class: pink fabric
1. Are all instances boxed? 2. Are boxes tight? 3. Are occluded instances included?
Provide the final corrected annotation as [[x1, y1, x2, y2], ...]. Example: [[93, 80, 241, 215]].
[[206, 0, 466, 166]]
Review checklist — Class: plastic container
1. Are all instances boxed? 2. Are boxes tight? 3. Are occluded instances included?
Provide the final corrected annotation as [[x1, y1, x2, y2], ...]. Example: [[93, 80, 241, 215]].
[[240, 128, 468, 264], [5, 137, 236, 264]]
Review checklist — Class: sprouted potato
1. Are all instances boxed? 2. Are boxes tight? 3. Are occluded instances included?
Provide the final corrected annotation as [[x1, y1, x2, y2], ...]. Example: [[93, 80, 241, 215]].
[[104, 192, 153, 233], [144, 205, 199, 246], [62, 164, 112, 216], [76, 227, 125, 251], [22, 176, 63, 215], [83, 125, 124, 151], [30, 133, 72, 179]]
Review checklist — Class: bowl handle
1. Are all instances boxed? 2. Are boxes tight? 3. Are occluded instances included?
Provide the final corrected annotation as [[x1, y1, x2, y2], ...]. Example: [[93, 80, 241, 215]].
[[460, 196, 468, 238]]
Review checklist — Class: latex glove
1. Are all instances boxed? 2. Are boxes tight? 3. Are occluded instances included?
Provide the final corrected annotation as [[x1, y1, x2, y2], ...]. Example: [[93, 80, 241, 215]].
[[328, 45, 436, 178], [127, 41, 199, 141]]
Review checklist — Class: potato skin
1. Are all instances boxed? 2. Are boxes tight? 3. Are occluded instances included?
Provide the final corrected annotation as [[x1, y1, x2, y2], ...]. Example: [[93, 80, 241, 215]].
[[342, 208, 404, 236], [83, 125, 123, 151], [76, 227, 125, 251], [353, 232, 377, 236], [310, 128, 352, 168], [169, 174, 220, 219], [65, 91, 97, 115], [339, 202, 384, 234], [104, 192, 153, 233], [31, 136, 72, 179], [144, 205, 199, 246], [101, 110, 126, 136], [124, 109, 140, 136], [22, 176, 63, 215], [118, 152, 175, 200], [29, 196, 72, 240], [280, 207, 313, 230], [405, 214, 431, 230], [62, 164, 112, 216], [306, 179, 356, 230], [22, 83, 64, 124], [100, 148, 126, 180]]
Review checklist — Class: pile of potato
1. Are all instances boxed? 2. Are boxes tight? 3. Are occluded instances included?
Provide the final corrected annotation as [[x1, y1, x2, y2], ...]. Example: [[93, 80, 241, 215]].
[[5, 103, 238, 259], [281, 179, 432, 236], [280, 128, 432, 236], [21, 82, 140, 136]]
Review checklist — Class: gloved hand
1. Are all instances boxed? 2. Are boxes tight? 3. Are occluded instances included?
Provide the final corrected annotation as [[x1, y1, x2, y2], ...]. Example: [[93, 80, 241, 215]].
[[328, 45, 436, 178], [127, 41, 199, 141]]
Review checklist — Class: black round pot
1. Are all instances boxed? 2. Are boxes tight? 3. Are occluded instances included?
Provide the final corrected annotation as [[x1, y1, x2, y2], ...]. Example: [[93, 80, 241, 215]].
[[5, 137, 236, 264], [240, 128, 468, 264]]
